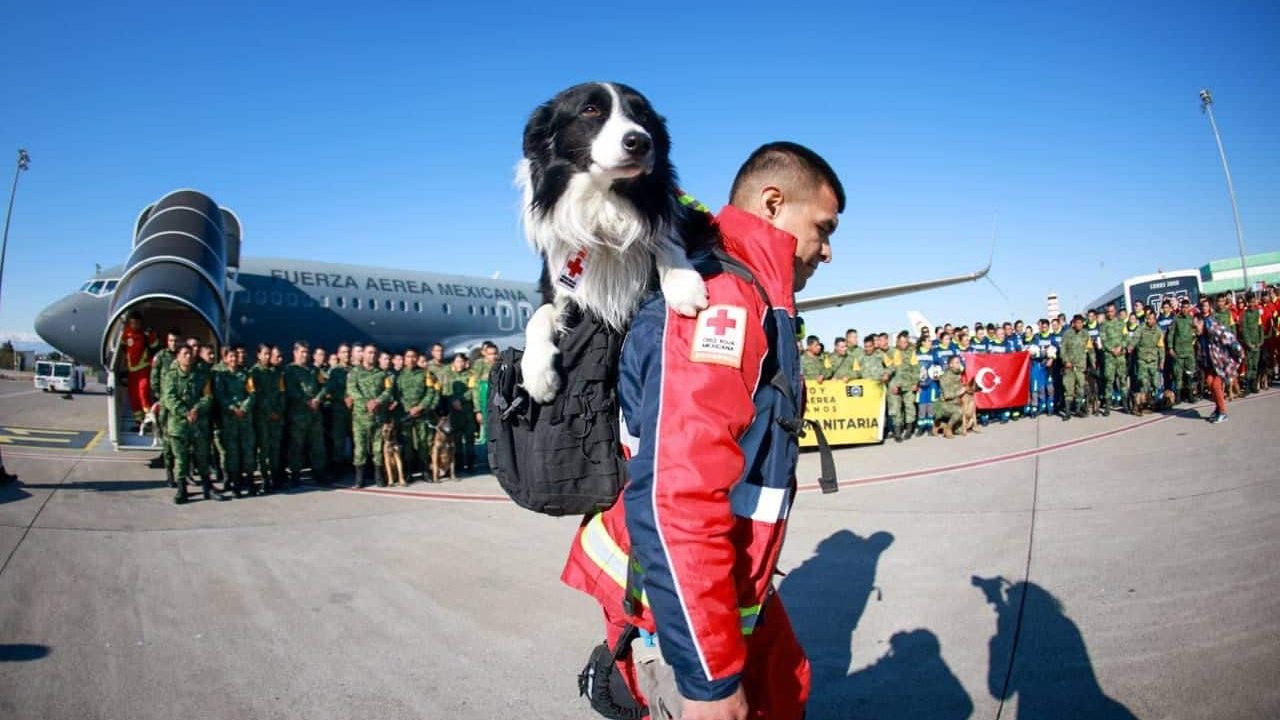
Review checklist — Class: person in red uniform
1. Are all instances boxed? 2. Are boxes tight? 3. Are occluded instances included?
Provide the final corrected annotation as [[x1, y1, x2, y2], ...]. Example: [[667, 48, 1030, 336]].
[[122, 314, 152, 425], [562, 142, 844, 720]]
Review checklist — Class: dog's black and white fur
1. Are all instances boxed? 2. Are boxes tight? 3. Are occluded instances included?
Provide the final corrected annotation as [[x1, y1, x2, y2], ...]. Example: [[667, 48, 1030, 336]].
[[517, 82, 715, 402]]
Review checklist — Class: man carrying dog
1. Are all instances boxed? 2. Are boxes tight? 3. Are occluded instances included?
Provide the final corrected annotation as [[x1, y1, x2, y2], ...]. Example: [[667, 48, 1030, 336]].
[[561, 142, 844, 720]]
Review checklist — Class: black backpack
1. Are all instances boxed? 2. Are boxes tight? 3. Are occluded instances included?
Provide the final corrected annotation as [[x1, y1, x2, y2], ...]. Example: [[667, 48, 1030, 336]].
[[487, 309, 627, 516]]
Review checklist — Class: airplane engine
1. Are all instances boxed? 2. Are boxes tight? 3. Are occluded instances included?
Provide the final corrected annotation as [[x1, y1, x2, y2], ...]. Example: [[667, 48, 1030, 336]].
[[100, 189, 241, 448]]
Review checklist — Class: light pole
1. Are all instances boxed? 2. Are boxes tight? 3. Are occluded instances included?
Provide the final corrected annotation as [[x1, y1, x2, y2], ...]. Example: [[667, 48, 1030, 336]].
[[0, 148, 31, 312], [1199, 89, 1250, 291]]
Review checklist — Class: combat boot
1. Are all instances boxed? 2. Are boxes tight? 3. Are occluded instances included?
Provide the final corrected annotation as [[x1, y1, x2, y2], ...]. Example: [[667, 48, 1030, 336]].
[[353, 464, 365, 489], [893, 426, 904, 443], [174, 477, 189, 505], [234, 471, 248, 498], [200, 473, 224, 502], [375, 465, 387, 488], [165, 464, 176, 489]]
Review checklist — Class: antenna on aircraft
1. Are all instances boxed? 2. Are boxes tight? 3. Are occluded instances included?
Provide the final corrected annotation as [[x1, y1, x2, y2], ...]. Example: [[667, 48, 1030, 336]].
[[492, 271, 502, 279]]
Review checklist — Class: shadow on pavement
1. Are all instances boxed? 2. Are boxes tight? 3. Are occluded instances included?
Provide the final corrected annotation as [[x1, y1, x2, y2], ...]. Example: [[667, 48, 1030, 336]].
[[975, 576, 1138, 719], [779, 530, 974, 719], [0, 644, 51, 662]]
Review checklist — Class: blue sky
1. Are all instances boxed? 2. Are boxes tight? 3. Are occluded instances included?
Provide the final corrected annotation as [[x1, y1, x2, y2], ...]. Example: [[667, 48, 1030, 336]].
[[2, 1, 1277, 346]]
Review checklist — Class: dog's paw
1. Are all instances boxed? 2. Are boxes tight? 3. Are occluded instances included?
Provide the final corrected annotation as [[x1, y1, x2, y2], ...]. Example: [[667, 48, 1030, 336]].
[[660, 265, 708, 317], [521, 342, 561, 403]]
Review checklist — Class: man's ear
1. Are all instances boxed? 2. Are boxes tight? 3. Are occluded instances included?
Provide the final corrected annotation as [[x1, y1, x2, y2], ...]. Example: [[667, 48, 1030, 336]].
[[760, 185, 784, 221]]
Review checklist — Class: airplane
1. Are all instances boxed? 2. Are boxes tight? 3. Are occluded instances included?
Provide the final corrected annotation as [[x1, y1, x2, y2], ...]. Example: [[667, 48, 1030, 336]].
[[33, 189, 990, 449]]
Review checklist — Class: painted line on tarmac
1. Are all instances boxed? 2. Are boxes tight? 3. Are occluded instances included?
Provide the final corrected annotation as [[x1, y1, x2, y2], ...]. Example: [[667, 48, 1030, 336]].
[[796, 390, 1278, 494], [4, 390, 1275, 504], [0, 389, 40, 400]]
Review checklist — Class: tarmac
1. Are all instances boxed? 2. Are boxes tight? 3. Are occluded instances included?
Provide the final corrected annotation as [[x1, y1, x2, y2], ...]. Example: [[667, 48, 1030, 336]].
[[0, 376, 1276, 719]]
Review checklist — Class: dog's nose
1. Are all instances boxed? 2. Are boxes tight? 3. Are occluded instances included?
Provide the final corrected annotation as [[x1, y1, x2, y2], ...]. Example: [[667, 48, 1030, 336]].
[[621, 131, 651, 157]]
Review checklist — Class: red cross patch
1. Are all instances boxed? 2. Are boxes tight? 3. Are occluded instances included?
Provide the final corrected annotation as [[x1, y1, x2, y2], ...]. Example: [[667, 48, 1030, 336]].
[[556, 249, 588, 292], [690, 305, 748, 367]]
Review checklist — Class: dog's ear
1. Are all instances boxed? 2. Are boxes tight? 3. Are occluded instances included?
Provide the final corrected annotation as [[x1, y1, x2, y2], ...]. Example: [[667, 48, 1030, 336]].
[[522, 102, 556, 168]]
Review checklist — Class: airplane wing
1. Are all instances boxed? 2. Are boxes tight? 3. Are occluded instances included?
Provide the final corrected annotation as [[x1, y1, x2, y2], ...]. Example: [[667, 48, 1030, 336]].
[[795, 261, 991, 313]]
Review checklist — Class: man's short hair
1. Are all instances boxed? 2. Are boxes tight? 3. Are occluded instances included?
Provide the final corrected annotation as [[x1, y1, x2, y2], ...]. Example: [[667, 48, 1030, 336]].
[[293, 340, 309, 352], [805, 335, 820, 346], [845, 328, 857, 336], [897, 330, 910, 339], [729, 141, 846, 213], [833, 337, 847, 347]]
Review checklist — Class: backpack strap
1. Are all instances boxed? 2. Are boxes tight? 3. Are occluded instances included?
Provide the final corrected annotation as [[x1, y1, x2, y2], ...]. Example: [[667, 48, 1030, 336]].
[[695, 250, 839, 494]]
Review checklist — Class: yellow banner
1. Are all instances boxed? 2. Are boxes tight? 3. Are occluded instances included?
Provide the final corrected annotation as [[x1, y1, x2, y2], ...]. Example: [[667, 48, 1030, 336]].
[[800, 380, 886, 447]]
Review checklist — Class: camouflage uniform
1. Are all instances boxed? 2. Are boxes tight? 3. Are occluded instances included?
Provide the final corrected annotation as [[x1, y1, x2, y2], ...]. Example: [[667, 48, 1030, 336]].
[[1058, 326, 1094, 416], [347, 364, 392, 485], [190, 359, 215, 478], [1099, 318, 1128, 411], [324, 364, 350, 471], [149, 347, 177, 483], [250, 361, 284, 492], [885, 348, 919, 441], [439, 365, 478, 473], [800, 352, 829, 382], [826, 351, 858, 382], [1166, 314, 1198, 401], [1240, 308, 1263, 392], [396, 365, 440, 480], [163, 363, 215, 503], [470, 358, 493, 445], [856, 348, 890, 389], [210, 361, 228, 485], [1129, 323, 1165, 397], [934, 367, 966, 436], [285, 362, 327, 483], [214, 365, 255, 495]]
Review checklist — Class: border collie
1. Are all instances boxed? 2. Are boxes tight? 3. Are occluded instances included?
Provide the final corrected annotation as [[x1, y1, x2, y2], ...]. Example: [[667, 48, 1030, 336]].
[[516, 81, 715, 402]]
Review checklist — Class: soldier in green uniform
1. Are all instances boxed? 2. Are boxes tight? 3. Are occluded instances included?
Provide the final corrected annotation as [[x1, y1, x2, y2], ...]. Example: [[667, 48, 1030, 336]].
[[856, 335, 890, 390], [440, 353, 478, 475], [149, 329, 181, 488], [347, 343, 393, 488], [826, 337, 858, 381], [800, 335, 829, 383], [933, 355, 967, 439], [284, 341, 327, 486], [1058, 314, 1095, 420], [396, 347, 439, 482], [249, 344, 284, 494], [1128, 311, 1166, 414], [470, 342, 498, 447], [214, 345, 256, 497], [164, 346, 221, 504], [1098, 304, 1128, 415], [1214, 294, 1235, 334], [844, 329, 865, 368], [192, 344, 217, 483], [885, 331, 919, 442], [1240, 293, 1264, 394], [1166, 300, 1198, 403], [425, 342, 448, 387], [211, 348, 237, 490], [325, 344, 352, 476]]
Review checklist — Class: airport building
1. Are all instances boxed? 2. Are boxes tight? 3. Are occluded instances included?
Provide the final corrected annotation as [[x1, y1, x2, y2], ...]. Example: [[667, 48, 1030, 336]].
[[1199, 251, 1280, 294]]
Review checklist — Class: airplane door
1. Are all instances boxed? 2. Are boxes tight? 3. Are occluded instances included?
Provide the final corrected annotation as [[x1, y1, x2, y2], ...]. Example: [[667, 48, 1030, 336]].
[[517, 301, 534, 329], [496, 301, 515, 332]]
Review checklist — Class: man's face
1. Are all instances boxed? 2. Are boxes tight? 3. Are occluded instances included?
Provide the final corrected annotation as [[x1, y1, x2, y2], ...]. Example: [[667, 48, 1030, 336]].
[[1119, 310, 1129, 323], [1161, 302, 1172, 315], [1051, 319, 1061, 332], [1145, 313, 1157, 326], [226, 351, 239, 371], [483, 346, 498, 363], [1072, 318, 1083, 331], [452, 355, 466, 371], [199, 347, 214, 364], [975, 327, 987, 339], [393, 355, 404, 371], [766, 183, 839, 292], [417, 355, 428, 369], [995, 328, 1006, 341], [845, 332, 858, 347], [1106, 306, 1116, 320], [939, 333, 951, 346], [363, 347, 378, 369], [294, 346, 309, 365], [1014, 321, 1023, 332], [176, 347, 192, 371], [896, 336, 909, 351], [1088, 312, 1097, 323], [166, 333, 179, 351], [313, 348, 327, 368], [235, 348, 246, 365], [270, 348, 283, 366], [1134, 302, 1145, 315], [833, 340, 847, 356], [405, 350, 419, 369], [337, 346, 350, 365], [806, 341, 821, 356], [431, 345, 444, 362], [864, 340, 876, 353], [1039, 323, 1050, 334], [876, 335, 889, 350], [352, 347, 364, 365], [378, 353, 390, 371]]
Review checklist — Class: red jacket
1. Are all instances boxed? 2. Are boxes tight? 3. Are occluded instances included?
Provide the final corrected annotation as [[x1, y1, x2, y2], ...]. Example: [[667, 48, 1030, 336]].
[[562, 206, 806, 702], [123, 326, 151, 373]]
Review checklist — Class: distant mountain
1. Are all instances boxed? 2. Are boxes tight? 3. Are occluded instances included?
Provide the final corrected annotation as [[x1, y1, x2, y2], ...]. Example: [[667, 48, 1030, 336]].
[[0, 332, 55, 354]]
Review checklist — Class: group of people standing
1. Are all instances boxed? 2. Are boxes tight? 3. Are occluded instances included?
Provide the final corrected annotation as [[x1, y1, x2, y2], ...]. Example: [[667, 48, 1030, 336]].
[[801, 288, 1278, 439], [132, 321, 497, 504]]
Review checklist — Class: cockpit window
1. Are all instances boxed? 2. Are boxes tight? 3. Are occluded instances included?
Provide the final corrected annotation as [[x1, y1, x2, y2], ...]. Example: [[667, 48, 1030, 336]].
[[80, 281, 93, 292], [103, 280, 118, 293], [87, 281, 105, 295], [81, 279, 119, 296]]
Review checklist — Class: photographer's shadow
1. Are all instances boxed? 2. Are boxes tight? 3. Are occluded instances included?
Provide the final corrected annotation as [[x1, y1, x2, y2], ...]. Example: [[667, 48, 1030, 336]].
[[975, 576, 1137, 720], [780, 530, 972, 719]]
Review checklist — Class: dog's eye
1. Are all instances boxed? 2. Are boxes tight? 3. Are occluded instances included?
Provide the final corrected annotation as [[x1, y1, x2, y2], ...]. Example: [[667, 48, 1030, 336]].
[[581, 104, 601, 118]]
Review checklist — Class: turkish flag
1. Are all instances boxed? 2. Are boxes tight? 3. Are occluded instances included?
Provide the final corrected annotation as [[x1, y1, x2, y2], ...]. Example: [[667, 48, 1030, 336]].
[[963, 352, 1031, 410]]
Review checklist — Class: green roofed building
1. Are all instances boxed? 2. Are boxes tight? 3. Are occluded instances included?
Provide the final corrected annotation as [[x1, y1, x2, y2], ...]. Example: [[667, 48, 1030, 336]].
[[1199, 252, 1280, 294]]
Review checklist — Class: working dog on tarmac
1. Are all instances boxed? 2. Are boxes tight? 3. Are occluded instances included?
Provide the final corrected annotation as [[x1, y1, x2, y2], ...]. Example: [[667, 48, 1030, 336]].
[[516, 81, 717, 403], [431, 416, 455, 482], [381, 422, 407, 487], [960, 379, 980, 435]]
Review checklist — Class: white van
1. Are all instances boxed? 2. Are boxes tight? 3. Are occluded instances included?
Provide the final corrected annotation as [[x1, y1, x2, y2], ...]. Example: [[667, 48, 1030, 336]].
[[34, 360, 86, 393]]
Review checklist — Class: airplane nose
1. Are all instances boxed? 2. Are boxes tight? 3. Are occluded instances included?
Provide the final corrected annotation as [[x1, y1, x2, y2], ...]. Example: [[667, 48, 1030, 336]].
[[35, 295, 90, 362]]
